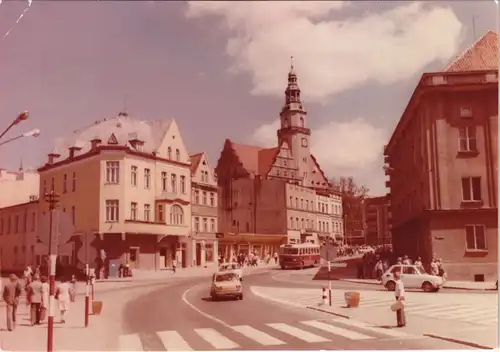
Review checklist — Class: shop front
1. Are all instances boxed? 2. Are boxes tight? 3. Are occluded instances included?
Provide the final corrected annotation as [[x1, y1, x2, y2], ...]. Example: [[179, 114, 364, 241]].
[[218, 233, 287, 262], [192, 234, 218, 268]]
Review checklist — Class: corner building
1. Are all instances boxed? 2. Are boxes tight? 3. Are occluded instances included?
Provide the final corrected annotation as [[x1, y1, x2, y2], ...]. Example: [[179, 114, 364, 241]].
[[384, 31, 498, 281], [216, 64, 343, 260], [37, 114, 202, 271]]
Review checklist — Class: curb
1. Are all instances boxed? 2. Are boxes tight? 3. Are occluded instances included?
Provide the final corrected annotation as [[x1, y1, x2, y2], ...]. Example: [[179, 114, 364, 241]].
[[423, 333, 495, 349], [340, 280, 497, 291], [306, 306, 351, 319]]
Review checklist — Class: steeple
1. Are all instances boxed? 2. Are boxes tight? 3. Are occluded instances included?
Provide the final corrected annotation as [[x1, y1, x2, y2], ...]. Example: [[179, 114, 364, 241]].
[[282, 56, 305, 114]]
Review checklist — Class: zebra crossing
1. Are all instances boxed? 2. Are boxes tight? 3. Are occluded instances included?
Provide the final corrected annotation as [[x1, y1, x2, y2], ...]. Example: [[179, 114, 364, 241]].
[[118, 318, 416, 351], [251, 286, 498, 327]]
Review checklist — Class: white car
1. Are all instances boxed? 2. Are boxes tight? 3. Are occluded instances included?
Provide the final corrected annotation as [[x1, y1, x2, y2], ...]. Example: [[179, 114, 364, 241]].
[[210, 271, 243, 301], [381, 264, 444, 292]]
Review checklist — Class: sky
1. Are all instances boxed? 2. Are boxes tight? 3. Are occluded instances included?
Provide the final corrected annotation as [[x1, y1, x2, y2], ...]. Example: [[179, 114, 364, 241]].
[[0, 0, 497, 196]]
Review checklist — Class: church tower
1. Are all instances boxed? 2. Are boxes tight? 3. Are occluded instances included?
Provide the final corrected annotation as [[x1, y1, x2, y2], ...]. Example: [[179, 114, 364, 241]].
[[277, 58, 311, 182]]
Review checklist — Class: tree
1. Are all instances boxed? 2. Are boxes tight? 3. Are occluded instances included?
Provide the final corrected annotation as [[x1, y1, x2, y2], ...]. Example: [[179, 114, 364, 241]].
[[330, 177, 369, 245]]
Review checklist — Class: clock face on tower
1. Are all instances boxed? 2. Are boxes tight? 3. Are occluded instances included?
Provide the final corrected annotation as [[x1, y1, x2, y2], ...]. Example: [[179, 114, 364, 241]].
[[301, 138, 308, 147]]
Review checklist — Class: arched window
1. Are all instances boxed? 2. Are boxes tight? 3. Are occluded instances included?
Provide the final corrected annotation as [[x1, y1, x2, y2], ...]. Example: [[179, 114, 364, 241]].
[[300, 116, 304, 127], [167, 147, 172, 160], [170, 205, 184, 225], [175, 149, 180, 161], [283, 118, 289, 128]]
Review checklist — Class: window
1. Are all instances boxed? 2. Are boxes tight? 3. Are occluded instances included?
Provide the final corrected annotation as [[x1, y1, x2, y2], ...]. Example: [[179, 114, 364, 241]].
[[170, 205, 184, 225], [51, 177, 55, 192], [194, 190, 200, 204], [465, 225, 487, 250], [206, 243, 214, 262], [180, 176, 186, 194], [171, 174, 177, 193], [63, 174, 67, 193], [176, 149, 180, 161], [71, 206, 76, 225], [72, 172, 76, 192], [167, 147, 172, 159], [461, 177, 482, 201], [144, 169, 151, 189], [300, 116, 304, 127], [0, 218, 3, 235], [403, 267, 416, 274], [7, 217, 11, 234], [210, 219, 215, 232], [158, 205, 164, 222], [295, 198, 299, 208], [31, 212, 35, 231], [290, 217, 294, 228], [106, 161, 119, 183], [295, 217, 298, 229], [23, 212, 27, 232], [14, 216, 19, 233], [289, 196, 293, 207], [131, 202, 138, 220], [194, 217, 200, 232], [144, 204, 151, 221], [203, 218, 208, 232], [131, 166, 138, 186], [161, 172, 167, 191], [43, 180, 47, 195], [300, 199, 303, 209], [106, 200, 119, 222], [202, 191, 207, 205], [210, 192, 215, 207], [459, 126, 477, 152]]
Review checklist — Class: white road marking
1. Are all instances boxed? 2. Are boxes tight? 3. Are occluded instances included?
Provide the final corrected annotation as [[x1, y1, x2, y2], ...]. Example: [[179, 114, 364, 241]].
[[157, 330, 193, 351], [301, 320, 374, 340], [181, 285, 232, 328], [266, 323, 330, 343], [232, 325, 286, 346], [118, 333, 143, 351], [195, 328, 240, 349], [331, 318, 411, 338]]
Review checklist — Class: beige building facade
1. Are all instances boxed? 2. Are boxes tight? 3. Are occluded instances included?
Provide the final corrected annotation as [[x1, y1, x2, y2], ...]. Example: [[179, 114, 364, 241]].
[[0, 168, 39, 208]]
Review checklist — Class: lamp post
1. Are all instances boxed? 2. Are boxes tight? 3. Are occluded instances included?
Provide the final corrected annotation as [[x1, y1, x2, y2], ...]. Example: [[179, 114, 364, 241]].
[[0, 111, 29, 140], [44, 191, 60, 352], [0, 128, 40, 147]]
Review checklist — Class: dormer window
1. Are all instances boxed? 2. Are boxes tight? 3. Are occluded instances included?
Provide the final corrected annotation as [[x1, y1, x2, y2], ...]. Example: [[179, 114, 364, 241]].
[[69, 146, 82, 159], [47, 153, 61, 165], [176, 149, 180, 162], [90, 138, 102, 150], [129, 139, 144, 152], [167, 147, 172, 159]]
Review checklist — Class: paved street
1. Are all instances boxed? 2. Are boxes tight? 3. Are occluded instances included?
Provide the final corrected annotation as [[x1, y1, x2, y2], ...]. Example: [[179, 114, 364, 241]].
[[120, 271, 479, 351]]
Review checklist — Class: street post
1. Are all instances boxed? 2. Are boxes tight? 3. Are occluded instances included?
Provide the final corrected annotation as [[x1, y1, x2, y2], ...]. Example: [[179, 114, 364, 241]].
[[84, 231, 90, 327], [44, 191, 60, 352]]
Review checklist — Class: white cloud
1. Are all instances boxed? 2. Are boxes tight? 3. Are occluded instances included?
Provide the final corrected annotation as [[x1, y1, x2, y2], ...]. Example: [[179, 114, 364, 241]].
[[249, 118, 389, 195], [186, 1, 464, 102]]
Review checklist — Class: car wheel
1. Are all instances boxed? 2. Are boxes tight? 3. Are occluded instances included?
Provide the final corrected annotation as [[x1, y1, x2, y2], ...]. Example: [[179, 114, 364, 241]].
[[422, 281, 434, 292], [239, 294, 243, 300], [385, 281, 396, 291]]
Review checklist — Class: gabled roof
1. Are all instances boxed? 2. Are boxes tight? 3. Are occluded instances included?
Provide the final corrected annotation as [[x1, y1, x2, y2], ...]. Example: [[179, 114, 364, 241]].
[[445, 30, 498, 72], [258, 147, 280, 175], [229, 141, 265, 175], [189, 153, 203, 174]]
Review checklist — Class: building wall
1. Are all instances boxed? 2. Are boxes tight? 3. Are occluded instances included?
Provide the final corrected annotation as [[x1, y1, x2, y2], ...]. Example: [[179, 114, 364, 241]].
[[0, 169, 39, 208], [329, 194, 343, 242], [364, 196, 391, 246]]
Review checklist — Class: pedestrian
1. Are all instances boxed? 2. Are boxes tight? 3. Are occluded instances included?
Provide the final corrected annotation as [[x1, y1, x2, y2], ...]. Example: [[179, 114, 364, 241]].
[[414, 257, 423, 269], [402, 255, 412, 265], [394, 269, 406, 327], [430, 258, 439, 276], [172, 257, 177, 274], [2, 274, 22, 331], [27, 274, 43, 326], [40, 276, 49, 322], [56, 276, 74, 323]]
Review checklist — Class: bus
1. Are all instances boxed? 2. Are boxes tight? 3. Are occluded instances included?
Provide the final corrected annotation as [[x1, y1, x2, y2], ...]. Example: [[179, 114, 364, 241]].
[[279, 243, 321, 269]]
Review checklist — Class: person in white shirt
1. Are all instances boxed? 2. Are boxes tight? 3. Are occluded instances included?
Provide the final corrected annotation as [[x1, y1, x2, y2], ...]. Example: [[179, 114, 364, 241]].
[[394, 270, 406, 327]]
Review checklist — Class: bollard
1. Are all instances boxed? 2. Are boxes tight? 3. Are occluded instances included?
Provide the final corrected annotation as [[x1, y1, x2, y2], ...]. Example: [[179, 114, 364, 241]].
[[84, 264, 90, 327], [321, 287, 327, 305]]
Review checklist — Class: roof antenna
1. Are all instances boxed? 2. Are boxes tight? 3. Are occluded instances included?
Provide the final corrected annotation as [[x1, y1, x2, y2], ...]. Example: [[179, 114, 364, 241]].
[[118, 94, 129, 117]]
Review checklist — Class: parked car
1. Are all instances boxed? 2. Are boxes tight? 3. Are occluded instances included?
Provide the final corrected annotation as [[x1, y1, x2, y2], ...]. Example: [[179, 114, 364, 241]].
[[381, 264, 444, 292]]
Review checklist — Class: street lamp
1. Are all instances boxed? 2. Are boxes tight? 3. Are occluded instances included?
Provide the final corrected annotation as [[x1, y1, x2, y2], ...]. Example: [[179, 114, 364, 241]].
[[0, 128, 40, 147], [0, 111, 29, 140]]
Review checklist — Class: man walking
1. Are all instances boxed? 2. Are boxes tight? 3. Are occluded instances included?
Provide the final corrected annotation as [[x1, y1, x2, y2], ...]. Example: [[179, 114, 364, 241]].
[[2, 274, 22, 331], [40, 276, 50, 322], [394, 270, 406, 327], [56, 277, 74, 323], [27, 274, 43, 325]]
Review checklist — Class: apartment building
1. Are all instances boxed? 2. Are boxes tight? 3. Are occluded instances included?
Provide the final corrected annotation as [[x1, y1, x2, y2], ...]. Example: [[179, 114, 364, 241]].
[[363, 196, 391, 246], [384, 31, 498, 281]]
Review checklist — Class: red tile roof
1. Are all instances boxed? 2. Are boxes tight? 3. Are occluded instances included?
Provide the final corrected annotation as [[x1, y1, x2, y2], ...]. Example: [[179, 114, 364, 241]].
[[445, 30, 498, 72], [258, 147, 280, 175], [189, 153, 203, 174]]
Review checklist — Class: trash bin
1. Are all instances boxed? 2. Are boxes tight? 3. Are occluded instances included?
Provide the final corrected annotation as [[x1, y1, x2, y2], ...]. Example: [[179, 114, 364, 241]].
[[344, 292, 360, 308], [92, 301, 103, 315]]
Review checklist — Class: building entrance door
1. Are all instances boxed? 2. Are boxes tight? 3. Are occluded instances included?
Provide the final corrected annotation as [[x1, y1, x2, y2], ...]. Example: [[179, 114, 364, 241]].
[[196, 243, 202, 266], [128, 247, 139, 268]]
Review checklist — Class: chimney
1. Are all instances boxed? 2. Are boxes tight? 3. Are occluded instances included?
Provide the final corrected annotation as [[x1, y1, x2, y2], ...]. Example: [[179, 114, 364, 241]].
[[90, 138, 102, 150], [69, 146, 82, 159], [48, 153, 61, 165]]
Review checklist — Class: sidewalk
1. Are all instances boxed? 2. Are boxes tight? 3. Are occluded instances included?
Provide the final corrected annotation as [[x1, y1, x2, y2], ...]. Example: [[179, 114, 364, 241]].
[[340, 278, 497, 291], [0, 280, 161, 351], [98, 262, 277, 283]]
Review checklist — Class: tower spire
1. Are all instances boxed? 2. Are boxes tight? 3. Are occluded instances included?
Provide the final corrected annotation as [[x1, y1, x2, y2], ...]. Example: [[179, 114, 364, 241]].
[[19, 158, 23, 171], [283, 56, 303, 112]]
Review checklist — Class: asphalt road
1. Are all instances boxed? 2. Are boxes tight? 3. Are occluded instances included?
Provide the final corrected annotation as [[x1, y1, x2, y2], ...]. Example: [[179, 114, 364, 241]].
[[121, 271, 474, 351]]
